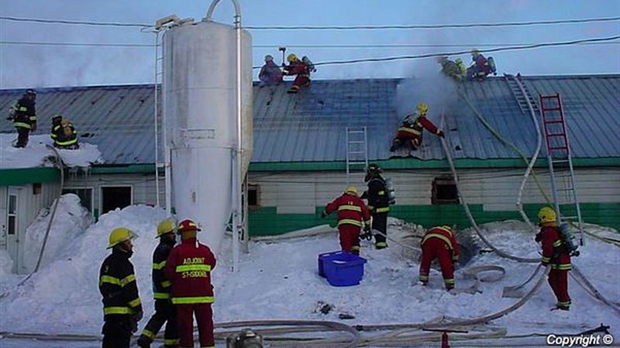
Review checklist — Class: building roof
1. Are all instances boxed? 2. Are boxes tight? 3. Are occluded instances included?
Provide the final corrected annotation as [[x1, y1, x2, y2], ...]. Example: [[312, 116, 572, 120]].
[[1, 75, 619, 169]]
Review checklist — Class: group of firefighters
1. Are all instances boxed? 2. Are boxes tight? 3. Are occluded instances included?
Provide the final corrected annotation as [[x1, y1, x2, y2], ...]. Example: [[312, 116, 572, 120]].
[[437, 49, 497, 82], [99, 218, 217, 348], [258, 52, 314, 93], [8, 89, 79, 149], [322, 163, 573, 310]]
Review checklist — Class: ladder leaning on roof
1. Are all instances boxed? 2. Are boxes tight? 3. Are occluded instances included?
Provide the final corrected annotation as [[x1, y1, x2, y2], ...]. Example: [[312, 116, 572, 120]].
[[539, 93, 584, 245], [345, 126, 369, 185]]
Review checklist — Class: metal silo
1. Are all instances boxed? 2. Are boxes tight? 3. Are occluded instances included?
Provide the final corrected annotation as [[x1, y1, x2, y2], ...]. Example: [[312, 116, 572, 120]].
[[162, 5, 252, 254]]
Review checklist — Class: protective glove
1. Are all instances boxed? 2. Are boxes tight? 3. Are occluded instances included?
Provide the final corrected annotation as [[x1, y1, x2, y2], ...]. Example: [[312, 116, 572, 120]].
[[360, 225, 373, 241], [129, 310, 143, 333], [437, 130, 445, 138], [320, 211, 327, 219]]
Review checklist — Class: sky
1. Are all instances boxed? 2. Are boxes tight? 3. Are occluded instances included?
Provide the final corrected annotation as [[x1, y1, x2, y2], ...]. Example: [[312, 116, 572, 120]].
[[1, 0, 619, 89], [0, 144, 619, 347]]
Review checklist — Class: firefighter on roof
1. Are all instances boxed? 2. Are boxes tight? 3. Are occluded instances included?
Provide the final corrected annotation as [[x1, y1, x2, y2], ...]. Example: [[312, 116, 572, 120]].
[[419, 225, 460, 291], [437, 56, 466, 82], [535, 206, 572, 310], [258, 54, 283, 87], [137, 219, 179, 348], [50, 114, 79, 149], [361, 164, 390, 249], [165, 219, 217, 348], [282, 53, 311, 94], [99, 227, 143, 348], [390, 103, 444, 152], [9, 89, 37, 148], [321, 186, 371, 255]]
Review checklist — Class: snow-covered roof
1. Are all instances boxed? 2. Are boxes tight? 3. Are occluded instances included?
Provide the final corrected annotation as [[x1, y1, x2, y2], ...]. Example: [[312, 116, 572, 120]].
[[1, 75, 619, 170]]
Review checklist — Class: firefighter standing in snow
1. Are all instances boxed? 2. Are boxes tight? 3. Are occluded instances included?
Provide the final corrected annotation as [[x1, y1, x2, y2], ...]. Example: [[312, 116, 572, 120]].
[[165, 219, 217, 348], [321, 186, 371, 255], [137, 219, 179, 348], [282, 53, 310, 94], [361, 164, 390, 249], [10, 89, 37, 148], [535, 206, 572, 310], [418, 226, 460, 290], [390, 103, 444, 152], [99, 227, 143, 348]]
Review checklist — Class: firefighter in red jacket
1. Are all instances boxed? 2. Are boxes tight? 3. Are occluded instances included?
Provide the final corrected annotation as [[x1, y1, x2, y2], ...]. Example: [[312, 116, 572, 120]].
[[390, 103, 444, 152], [321, 186, 371, 255], [535, 207, 572, 310], [165, 219, 217, 348], [282, 53, 310, 94], [419, 226, 460, 290]]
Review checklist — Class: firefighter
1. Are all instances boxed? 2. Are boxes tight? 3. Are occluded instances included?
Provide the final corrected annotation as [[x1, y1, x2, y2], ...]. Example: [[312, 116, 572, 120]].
[[361, 164, 390, 249], [467, 49, 495, 80], [321, 186, 371, 255], [165, 219, 217, 348], [390, 103, 444, 152], [535, 206, 572, 310], [258, 54, 283, 87], [9, 89, 37, 148], [437, 56, 465, 82], [50, 114, 79, 149], [419, 225, 460, 290], [137, 219, 179, 348], [99, 227, 143, 348], [282, 53, 310, 94]]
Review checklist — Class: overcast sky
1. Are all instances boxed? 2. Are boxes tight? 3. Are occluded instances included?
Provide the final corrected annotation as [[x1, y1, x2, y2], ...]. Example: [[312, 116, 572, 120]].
[[1, 0, 619, 89]]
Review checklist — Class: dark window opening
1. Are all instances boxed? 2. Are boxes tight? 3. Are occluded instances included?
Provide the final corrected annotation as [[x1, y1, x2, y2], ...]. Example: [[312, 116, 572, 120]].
[[32, 183, 42, 195], [247, 184, 260, 210], [432, 177, 459, 204], [63, 188, 93, 213], [101, 186, 132, 215]]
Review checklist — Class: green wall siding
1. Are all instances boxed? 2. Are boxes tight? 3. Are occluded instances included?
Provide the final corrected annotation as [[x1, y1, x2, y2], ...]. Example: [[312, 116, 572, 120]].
[[248, 203, 620, 236]]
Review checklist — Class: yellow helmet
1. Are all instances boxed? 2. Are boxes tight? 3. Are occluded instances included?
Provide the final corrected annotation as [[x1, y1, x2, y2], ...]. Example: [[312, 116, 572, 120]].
[[345, 186, 358, 196], [287, 53, 298, 63], [107, 227, 136, 249], [417, 102, 429, 114], [538, 206, 557, 224], [156, 219, 176, 238]]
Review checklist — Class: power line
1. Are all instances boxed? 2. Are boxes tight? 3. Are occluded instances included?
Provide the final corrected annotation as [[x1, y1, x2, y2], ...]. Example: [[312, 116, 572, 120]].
[[1, 15, 618, 30], [245, 17, 620, 30], [0, 16, 150, 28], [0, 41, 154, 48]]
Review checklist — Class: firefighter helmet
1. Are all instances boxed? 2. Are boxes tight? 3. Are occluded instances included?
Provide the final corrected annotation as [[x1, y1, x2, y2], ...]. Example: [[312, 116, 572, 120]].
[[25, 89, 36, 97], [264, 54, 274, 62], [345, 186, 358, 196], [471, 49, 480, 56], [417, 102, 429, 114], [177, 219, 201, 234], [455, 58, 463, 64], [52, 114, 62, 122], [437, 55, 448, 63], [157, 218, 176, 238], [366, 163, 382, 174], [107, 227, 136, 249], [538, 206, 557, 224], [287, 53, 298, 63]]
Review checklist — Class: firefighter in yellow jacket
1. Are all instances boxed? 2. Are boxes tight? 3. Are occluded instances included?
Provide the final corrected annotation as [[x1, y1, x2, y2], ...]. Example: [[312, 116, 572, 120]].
[[99, 227, 143, 348]]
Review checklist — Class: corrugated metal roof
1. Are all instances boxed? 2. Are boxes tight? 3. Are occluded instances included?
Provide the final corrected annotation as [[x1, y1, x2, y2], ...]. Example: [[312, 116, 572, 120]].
[[1, 75, 618, 167]]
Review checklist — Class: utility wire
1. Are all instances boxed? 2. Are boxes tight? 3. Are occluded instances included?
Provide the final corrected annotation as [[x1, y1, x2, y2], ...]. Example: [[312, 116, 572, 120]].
[[0, 41, 154, 48], [246, 16, 620, 30], [1, 15, 618, 30]]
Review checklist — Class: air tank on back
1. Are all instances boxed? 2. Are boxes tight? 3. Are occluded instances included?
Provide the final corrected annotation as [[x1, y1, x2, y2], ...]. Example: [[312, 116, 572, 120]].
[[163, 18, 253, 253]]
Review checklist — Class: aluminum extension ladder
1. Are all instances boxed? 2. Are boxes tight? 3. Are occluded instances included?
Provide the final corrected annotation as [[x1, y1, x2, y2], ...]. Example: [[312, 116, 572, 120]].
[[345, 126, 369, 185], [540, 93, 584, 245], [505, 74, 539, 114]]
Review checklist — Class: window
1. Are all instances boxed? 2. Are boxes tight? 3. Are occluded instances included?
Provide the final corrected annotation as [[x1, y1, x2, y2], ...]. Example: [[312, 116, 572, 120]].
[[432, 177, 459, 204], [247, 184, 260, 210], [8, 194, 17, 235], [63, 188, 94, 213], [101, 186, 132, 215], [32, 183, 42, 195]]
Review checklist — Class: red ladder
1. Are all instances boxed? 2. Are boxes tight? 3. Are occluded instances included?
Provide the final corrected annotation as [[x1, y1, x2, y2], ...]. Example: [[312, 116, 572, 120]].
[[540, 93, 584, 245]]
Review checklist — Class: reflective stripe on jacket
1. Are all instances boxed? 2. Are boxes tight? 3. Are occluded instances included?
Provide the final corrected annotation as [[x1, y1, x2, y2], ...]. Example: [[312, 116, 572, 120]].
[[165, 237, 217, 305], [421, 226, 460, 260], [324, 193, 371, 228], [99, 248, 142, 320]]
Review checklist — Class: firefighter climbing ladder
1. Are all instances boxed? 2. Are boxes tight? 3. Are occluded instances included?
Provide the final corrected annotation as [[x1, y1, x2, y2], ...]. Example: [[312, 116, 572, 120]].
[[539, 94, 584, 245], [345, 126, 368, 185]]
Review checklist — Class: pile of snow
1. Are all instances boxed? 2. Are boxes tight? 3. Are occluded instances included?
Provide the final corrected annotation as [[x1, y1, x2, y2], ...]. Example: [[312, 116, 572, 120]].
[[0, 134, 102, 169], [0, 197, 618, 347]]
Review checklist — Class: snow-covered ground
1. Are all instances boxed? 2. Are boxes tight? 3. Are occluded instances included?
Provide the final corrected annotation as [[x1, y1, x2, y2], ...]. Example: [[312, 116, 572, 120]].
[[0, 197, 618, 347]]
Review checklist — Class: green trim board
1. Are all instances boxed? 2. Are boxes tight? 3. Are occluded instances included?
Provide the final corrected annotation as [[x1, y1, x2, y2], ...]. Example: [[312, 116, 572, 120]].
[[0, 167, 59, 186], [248, 203, 620, 236]]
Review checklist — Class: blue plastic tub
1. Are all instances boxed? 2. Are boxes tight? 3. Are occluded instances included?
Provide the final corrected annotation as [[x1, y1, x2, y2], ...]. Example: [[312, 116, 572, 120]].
[[318, 251, 367, 287]]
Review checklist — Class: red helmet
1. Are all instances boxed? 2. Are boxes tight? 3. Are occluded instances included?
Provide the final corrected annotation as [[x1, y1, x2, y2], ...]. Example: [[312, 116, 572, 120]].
[[177, 219, 201, 233]]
